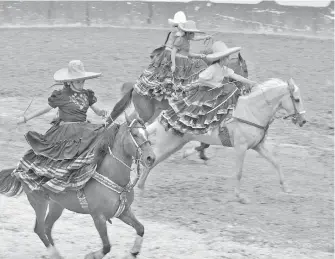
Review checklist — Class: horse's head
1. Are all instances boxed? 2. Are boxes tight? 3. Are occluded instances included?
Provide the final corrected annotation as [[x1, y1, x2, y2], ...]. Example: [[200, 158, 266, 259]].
[[280, 78, 307, 127], [124, 112, 155, 167]]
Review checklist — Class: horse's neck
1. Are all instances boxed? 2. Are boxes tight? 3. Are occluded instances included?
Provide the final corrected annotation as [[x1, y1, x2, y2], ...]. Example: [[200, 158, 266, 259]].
[[100, 127, 132, 186], [235, 84, 286, 127]]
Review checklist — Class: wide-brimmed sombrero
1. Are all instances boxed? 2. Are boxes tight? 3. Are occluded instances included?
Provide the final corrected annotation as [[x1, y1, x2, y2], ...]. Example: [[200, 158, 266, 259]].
[[206, 41, 241, 63], [168, 11, 187, 26], [54, 60, 102, 82], [178, 20, 204, 33]]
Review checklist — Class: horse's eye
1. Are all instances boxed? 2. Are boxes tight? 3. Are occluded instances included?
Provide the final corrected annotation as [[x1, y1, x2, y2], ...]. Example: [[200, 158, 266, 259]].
[[294, 98, 300, 103]]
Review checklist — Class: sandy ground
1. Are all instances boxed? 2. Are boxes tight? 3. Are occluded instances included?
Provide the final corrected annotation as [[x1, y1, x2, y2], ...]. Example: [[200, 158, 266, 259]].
[[0, 27, 334, 259]]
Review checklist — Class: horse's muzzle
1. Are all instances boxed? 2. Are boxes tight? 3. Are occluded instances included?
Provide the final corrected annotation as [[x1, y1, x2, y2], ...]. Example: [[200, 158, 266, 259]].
[[294, 113, 307, 127], [144, 154, 155, 167], [299, 119, 307, 127]]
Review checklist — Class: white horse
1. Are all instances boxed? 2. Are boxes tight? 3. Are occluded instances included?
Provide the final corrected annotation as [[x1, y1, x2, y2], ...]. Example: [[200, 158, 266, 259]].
[[137, 78, 307, 203]]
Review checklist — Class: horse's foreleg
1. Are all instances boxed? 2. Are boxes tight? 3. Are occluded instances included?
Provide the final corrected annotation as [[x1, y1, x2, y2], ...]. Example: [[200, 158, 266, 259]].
[[118, 208, 144, 258], [137, 125, 188, 190], [137, 140, 186, 191], [234, 144, 249, 204], [253, 142, 292, 193], [137, 166, 151, 191], [85, 214, 110, 259]]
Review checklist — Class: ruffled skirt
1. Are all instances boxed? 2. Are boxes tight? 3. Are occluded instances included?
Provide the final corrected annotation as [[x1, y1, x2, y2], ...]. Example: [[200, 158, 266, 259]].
[[159, 80, 240, 136], [134, 49, 208, 101], [12, 120, 105, 193]]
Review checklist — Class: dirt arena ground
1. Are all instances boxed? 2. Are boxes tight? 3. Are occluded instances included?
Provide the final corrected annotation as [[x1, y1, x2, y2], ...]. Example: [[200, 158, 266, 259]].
[[0, 27, 334, 259]]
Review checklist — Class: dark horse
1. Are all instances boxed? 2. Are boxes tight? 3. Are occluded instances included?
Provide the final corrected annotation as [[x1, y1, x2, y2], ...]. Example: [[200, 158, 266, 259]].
[[107, 53, 249, 161], [0, 113, 155, 259]]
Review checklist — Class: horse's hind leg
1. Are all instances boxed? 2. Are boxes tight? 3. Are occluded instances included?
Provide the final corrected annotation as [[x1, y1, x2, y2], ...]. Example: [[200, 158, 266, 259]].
[[85, 213, 110, 259], [26, 192, 49, 245], [253, 142, 292, 193], [233, 144, 250, 204], [26, 191, 62, 258], [44, 201, 64, 258], [195, 143, 210, 161], [118, 207, 144, 258], [182, 142, 210, 162]]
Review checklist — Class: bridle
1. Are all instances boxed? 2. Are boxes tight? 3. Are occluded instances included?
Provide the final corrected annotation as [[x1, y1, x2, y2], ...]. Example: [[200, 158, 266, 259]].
[[107, 119, 151, 170], [127, 119, 151, 165], [283, 84, 306, 122]]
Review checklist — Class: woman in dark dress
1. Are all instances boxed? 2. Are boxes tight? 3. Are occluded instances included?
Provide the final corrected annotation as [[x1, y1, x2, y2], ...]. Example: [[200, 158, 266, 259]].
[[13, 60, 109, 193]]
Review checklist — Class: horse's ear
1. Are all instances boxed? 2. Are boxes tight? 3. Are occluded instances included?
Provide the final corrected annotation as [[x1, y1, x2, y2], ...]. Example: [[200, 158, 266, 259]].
[[238, 52, 243, 61], [287, 78, 295, 92], [287, 78, 295, 86], [125, 112, 130, 125]]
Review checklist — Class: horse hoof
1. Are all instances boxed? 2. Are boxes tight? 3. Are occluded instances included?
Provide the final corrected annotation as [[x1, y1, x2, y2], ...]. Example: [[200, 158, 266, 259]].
[[84, 250, 105, 259], [137, 182, 145, 190], [199, 152, 210, 161], [47, 246, 63, 259]]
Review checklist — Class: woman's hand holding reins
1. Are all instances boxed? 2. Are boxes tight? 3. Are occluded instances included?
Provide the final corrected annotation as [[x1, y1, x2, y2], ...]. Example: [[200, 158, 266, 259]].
[[245, 82, 258, 92]]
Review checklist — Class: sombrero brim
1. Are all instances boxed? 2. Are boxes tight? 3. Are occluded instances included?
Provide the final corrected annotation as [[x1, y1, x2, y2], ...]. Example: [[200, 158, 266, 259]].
[[206, 47, 241, 62], [168, 19, 178, 26], [53, 68, 102, 82], [178, 25, 204, 33]]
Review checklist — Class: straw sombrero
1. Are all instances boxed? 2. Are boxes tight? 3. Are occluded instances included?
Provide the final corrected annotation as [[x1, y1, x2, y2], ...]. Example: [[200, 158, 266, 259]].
[[168, 11, 187, 26], [54, 60, 102, 82], [206, 41, 241, 63], [178, 20, 204, 33]]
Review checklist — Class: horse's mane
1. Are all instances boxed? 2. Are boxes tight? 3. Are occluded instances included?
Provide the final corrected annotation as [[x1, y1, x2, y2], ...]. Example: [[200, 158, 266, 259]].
[[93, 123, 121, 169], [246, 78, 287, 100], [255, 78, 286, 89]]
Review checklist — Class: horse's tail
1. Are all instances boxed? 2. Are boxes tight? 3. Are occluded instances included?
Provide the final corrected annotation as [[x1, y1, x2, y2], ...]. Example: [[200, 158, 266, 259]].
[[0, 168, 23, 197], [108, 83, 134, 123]]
